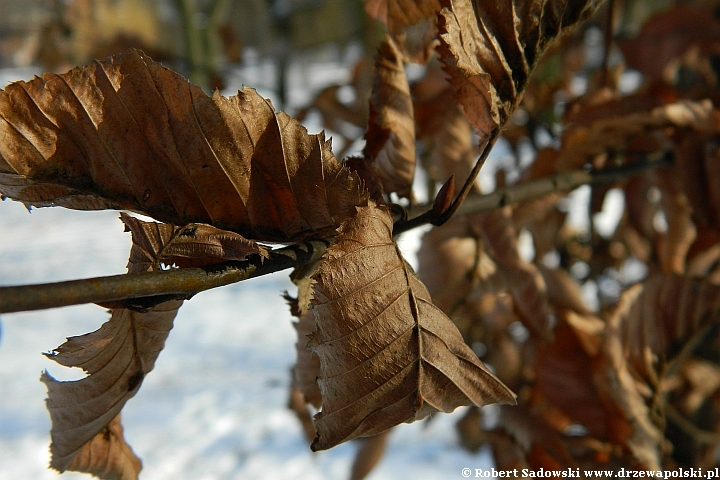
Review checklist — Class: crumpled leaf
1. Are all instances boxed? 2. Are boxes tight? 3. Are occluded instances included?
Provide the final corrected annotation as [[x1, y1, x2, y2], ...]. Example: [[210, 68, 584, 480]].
[[437, 0, 604, 143], [365, 0, 440, 33], [364, 0, 441, 62], [0, 49, 368, 242], [477, 208, 552, 338], [286, 266, 323, 409], [309, 202, 516, 451], [41, 212, 258, 476], [596, 285, 664, 470], [655, 172, 696, 274], [610, 275, 720, 383], [42, 298, 180, 475], [532, 320, 609, 440], [557, 99, 720, 172], [413, 66, 478, 191], [62, 414, 141, 480], [120, 212, 268, 270], [363, 36, 416, 198], [618, 3, 720, 83]]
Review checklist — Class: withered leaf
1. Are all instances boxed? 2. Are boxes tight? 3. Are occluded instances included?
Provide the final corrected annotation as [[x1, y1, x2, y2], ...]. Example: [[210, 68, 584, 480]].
[[413, 67, 478, 190], [287, 266, 323, 409], [477, 208, 552, 338], [609, 275, 720, 383], [365, 0, 440, 33], [363, 36, 416, 198], [556, 100, 720, 172], [350, 430, 391, 480], [0, 49, 368, 242], [40, 213, 217, 476], [63, 414, 141, 480], [42, 298, 180, 475], [437, 0, 604, 143], [618, 3, 720, 83], [120, 212, 268, 270], [588, 275, 720, 469], [309, 203, 516, 451], [364, 0, 441, 61], [293, 312, 323, 408]]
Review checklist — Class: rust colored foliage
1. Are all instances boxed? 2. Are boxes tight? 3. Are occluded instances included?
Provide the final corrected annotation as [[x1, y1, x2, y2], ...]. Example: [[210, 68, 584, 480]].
[[3, 0, 720, 479]]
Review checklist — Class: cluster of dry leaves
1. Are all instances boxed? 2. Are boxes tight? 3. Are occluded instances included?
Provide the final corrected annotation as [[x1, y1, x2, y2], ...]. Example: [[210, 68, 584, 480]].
[[1, 0, 720, 479]]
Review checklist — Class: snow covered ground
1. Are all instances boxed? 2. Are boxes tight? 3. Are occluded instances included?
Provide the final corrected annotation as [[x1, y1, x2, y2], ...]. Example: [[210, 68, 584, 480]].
[[0, 55, 494, 479]]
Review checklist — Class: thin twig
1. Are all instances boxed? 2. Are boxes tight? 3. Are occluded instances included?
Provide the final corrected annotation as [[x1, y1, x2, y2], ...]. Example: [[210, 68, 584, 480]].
[[0, 154, 671, 315], [666, 404, 720, 445], [0, 239, 331, 314], [393, 130, 499, 235]]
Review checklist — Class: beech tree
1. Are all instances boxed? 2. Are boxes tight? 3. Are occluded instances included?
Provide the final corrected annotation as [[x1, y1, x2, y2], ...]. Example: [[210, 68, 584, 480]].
[[1, 0, 720, 479]]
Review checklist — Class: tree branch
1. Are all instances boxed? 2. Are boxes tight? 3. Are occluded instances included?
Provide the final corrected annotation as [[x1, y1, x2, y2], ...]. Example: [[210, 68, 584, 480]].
[[0, 154, 671, 315]]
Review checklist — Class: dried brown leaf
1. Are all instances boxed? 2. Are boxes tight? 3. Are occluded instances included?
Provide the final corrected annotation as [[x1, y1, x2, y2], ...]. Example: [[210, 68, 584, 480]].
[[63, 414, 141, 480], [595, 286, 664, 469], [363, 36, 416, 198], [293, 307, 323, 409], [287, 266, 323, 409], [417, 216, 478, 313], [288, 386, 317, 443], [437, 0, 604, 143], [656, 172, 697, 274], [350, 430, 391, 480], [557, 100, 720, 172], [413, 75, 478, 191], [456, 406, 486, 453], [120, 213, 267, 270], [610, 275, 720, 383], [618, 3, 720, 83], [42, 298, 180, 474], [537, 264, 592, 316], [532, 321, 608, 440], [309, 203, 515, 450], [40, 213, 215, 475], [477, 208, 552, 337], [365, 0, 440, 32], [0, 49, 368, 242], [589, 275, 720, 468], [498, 405, 576, 469]]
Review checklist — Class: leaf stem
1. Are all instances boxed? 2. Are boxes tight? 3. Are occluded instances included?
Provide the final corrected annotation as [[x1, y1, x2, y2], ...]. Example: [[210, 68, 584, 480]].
[[0, 154, 671, 315]]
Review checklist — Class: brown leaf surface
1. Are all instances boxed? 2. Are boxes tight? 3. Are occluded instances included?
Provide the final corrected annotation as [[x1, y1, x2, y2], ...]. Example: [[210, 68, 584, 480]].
[[477, 208, 552, 338], [557, 100, 720, 172], [437, 0, 604, 142], [596, 285, 664, 469], [609, 275, 720, 384], [287, 265, 323, 409], [63, 414, 142, 480], [0, 49, 367, 242], [363, 36, 416, 198], [350, 430, 391, 480], [42, 298, 180, 475], [40, 215, 222, 475], [413, 67, 478, 191], [120, 213, 268, 270], [365, 0, 440, 32], [309, 203, 516, 450], [292, 308, 323, 409], [618, 3, 720, 83]]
